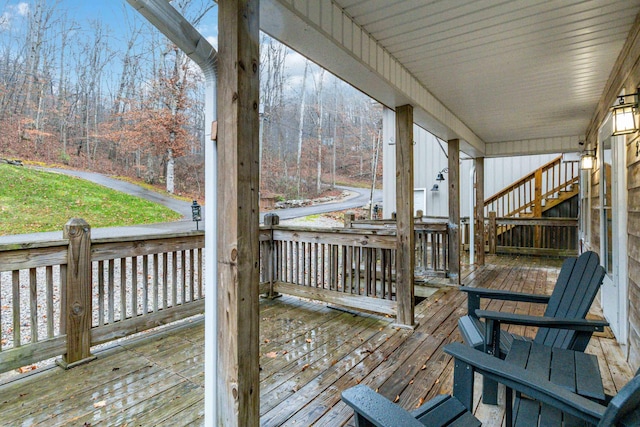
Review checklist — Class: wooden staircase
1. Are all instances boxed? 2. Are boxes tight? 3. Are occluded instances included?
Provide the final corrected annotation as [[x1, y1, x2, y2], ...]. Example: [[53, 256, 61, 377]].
[[484, 155, 579, 219]]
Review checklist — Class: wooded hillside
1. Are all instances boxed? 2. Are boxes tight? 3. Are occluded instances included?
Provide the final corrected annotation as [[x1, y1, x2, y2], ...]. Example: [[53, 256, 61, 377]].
[[0, 0, 382, 200]]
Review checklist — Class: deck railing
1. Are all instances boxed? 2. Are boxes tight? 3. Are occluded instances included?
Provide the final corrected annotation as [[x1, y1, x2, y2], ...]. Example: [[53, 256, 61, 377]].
[[487, 215, 578, 257], [1, 213, 451, 374], [345, 215, 449, 277], [0, 219, 204, 374], [260, 214, 399, 315]]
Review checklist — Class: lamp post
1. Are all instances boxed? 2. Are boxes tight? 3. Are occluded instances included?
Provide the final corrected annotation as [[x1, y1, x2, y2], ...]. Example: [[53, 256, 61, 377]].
[[191, 200, 202, 230]]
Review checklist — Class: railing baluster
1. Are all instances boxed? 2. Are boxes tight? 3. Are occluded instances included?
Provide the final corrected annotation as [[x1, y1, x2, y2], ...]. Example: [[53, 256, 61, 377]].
[[46, 266, 54, 338], [98, 260, 105, 326], [13, 270, 20, 347], [120, 258, 127, 321], [162, 252, 168, 310], [181, 250, 186, 304], [143, 255, 149, 315], [30, 268, 37, 343], [152, 254, 159, 313], [132, 256, 138, 316], [190, 249, 195, 302], [108, 260, 114, 324], [172, 251, 178, 307]]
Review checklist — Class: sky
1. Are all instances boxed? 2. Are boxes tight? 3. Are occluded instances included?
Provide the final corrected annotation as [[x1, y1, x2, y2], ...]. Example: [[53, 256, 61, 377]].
[[0, 0, 333, 96]]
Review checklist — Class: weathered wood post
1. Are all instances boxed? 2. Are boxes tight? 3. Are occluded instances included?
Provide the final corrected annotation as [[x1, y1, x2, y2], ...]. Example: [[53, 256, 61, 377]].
[[448, 139, 461, 284], [475, 157, 485, 265], [218, 0, 261, 424], [58, 218, 96, 369], [395, 104, 416, 328], [264, 213, 280, 299], [488, 211, 497, 254], [534, 168, 543, 248]]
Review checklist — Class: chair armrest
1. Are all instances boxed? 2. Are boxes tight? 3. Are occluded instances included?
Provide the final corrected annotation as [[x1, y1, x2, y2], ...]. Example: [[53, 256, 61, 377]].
[[475, 310, 609, 332], [460, 287, 550, 315], [460, 287, 551, 303], [443, 343, 606, 424], [341, 384, 425, 427]]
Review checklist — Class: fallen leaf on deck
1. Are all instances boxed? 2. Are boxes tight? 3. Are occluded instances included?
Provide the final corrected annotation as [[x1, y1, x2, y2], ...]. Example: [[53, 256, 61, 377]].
[[282, 350, 288, 355], [305, 338, 312, 343], [435, 379, 440, 384], [264, 339, 270, 343], [409, 379, 414, 385], [420, 364, 427, 370], [394, 395, 400, 403], [265, 351, 278, 358], [93, 400, 107, 408], [301, 363, 310, 371]]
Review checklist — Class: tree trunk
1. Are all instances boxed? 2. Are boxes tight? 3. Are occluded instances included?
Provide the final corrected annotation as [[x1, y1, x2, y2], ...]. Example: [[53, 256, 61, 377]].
[[166, 148, 175, 194], [316, 69, 325, 195], [296, 60, 309, 198]]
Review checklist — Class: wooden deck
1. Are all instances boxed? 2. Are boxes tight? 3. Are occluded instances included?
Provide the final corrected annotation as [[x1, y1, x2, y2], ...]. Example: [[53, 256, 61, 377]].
[[0, 255, 633, 426]]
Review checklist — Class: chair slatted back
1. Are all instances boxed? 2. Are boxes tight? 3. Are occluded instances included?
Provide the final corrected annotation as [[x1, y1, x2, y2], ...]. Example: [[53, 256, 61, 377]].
[[535, 251, 605, 349]]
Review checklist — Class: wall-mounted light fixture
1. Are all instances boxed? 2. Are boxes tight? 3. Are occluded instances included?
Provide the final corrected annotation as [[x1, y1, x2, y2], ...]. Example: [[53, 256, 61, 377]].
[[580, 146, 596, 170], [431, 184, 439, 192], [611, 90, 639, 135]]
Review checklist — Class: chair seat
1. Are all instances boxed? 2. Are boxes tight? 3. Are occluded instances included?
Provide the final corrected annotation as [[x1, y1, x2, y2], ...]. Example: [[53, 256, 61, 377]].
[[514, 396, 592, 427]]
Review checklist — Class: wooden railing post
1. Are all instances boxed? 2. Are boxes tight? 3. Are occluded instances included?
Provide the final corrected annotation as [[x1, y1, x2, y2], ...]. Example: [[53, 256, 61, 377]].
[[344, 212, 356, 228], [534, 168, 543, 248], [264, 214, 280, 299], [488, 212, 497, 255], [58, 218, 96, 369]]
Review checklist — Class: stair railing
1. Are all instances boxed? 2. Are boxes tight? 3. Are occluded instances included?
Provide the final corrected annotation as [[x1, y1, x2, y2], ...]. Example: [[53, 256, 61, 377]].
[[483, 155, 579, 218]]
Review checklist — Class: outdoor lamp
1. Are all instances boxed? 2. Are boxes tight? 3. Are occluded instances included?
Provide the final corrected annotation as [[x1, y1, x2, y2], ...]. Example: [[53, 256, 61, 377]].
[[191, 200, 202, 230], [580, 153, 595, 170], [431, 184, 439, 191], [611, 90, 639, 135]]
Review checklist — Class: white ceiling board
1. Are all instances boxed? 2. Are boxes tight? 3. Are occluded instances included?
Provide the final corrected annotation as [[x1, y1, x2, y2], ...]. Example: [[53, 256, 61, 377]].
[[335, 0, 640, 148]]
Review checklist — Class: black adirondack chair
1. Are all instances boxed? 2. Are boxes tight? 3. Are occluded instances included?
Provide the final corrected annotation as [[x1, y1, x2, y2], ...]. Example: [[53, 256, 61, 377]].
[[341, 384, 481, 427], [457, 251, 608, 404], [443, 342, 640, 427], [458, 251, 607, 360]]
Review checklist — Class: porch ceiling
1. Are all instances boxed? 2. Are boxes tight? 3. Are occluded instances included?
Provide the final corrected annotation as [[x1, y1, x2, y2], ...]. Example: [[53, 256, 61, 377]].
[[261, 0, 640, 157]]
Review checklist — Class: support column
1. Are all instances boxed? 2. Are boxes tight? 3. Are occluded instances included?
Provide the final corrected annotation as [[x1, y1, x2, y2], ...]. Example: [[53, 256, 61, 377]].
[[475, 157, 485, 266], [448, 139, 461, 284], [217, 1, 260, 425], [395, 104, 415, 327]]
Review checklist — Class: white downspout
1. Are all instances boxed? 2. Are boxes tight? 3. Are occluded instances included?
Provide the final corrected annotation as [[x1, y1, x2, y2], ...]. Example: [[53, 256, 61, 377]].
[[469, 163, 475, 265], [124, 2, 218, 425]]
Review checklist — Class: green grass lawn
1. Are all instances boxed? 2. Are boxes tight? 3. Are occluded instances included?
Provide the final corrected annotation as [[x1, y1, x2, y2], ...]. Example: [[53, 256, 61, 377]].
[[0, 164, 182, 235]]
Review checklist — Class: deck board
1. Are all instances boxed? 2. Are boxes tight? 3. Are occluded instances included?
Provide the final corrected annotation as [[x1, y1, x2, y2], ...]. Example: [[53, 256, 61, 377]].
[[0, 255, 633, 426]]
